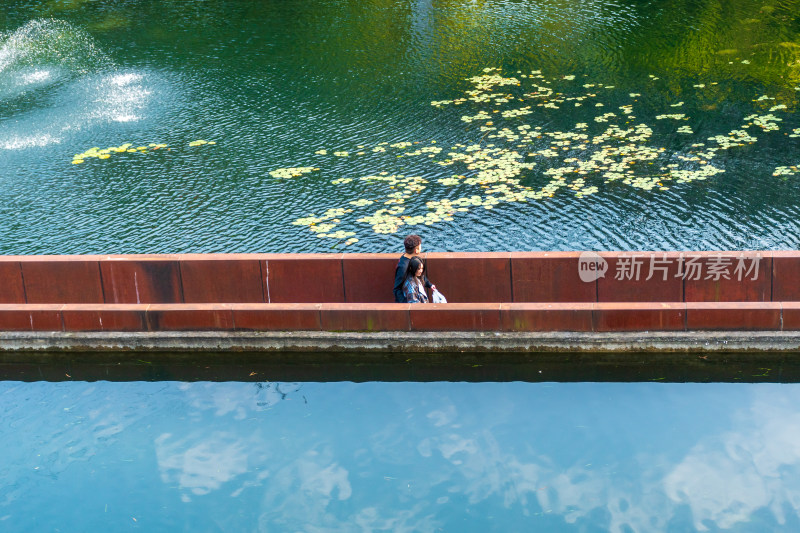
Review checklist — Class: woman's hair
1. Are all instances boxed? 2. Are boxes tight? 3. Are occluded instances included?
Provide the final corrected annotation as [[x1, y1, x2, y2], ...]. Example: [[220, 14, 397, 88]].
[[403, 234, 422, 254], [404, 257, 425, 282]]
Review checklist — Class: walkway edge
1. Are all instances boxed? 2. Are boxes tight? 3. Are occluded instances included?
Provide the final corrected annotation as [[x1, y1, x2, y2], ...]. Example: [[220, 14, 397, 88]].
[[2, 330, 800, 354]]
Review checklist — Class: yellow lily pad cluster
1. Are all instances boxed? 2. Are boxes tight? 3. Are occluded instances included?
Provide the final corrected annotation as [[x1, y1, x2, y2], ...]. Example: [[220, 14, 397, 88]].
[[285, 65, 796, 243], [773, 166, 799, 177], [72, 140, 216, 164], [291, 207, 358, 244], [72, 142, 169, 164], [743, 113, 782, 131], [269, 167, 319, 179]]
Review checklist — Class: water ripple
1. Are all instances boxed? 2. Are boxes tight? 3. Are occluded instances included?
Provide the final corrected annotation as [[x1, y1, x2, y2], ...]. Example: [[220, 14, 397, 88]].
[[2, 2, 799, 253]]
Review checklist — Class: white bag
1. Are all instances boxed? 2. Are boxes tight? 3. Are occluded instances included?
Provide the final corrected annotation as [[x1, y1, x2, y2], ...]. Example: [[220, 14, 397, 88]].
[[432, 288, 447, 303]]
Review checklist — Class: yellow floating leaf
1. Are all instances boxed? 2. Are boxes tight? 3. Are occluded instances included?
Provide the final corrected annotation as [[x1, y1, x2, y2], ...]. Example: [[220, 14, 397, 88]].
[[270, 167, 318, 179]]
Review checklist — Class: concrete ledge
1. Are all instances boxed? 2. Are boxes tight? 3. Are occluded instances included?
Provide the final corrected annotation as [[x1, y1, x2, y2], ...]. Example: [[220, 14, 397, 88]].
[[4, 330, 800, 355]]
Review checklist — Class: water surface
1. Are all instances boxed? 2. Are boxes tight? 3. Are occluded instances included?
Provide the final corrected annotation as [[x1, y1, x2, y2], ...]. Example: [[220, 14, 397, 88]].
[[2, 5, 799, 530], [3, 380, 800, 531], [1, 0, 799, 253]]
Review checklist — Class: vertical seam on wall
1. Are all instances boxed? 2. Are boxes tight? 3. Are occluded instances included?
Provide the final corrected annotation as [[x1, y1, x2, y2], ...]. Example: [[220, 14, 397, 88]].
[[770, 255, 774, 302], [97, 262, 107, 303], [509, 258, 515, 302], [264, 260, 271, 303], [683, 302, 688, 331], [595, 258, 599, 303], [59, 304, 66, 332], [341, 257, 347, 303], [177, 261, 186, 303], [683, 268, 689, 329], [133, 271, 140, 304], [682, 262, 688, 329], [682, 267, 686, 302], [18, 262, 28, 303], [230, 304, 237, 331]]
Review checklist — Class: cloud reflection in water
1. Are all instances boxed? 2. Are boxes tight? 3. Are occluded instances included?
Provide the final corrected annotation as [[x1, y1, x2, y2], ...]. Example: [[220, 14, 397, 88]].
[[3, 382, 800, 531]]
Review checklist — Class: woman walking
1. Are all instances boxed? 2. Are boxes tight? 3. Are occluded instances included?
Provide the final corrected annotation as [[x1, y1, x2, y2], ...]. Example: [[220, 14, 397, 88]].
[[402, 257, 430, 304]]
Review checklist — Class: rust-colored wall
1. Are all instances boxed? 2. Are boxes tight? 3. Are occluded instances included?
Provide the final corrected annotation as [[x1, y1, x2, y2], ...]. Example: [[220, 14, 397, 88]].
[[0, 251, 796, 331], [2, 251, 787, 305], [0, 302, 798, 332]]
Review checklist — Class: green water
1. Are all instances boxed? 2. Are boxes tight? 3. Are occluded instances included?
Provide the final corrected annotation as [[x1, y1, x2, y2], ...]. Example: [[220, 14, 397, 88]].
[[1, 0, 799, 253]]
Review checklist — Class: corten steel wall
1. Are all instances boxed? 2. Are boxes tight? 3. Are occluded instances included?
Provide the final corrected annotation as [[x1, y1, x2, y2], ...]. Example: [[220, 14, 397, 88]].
[[0, 251, 796, 332]]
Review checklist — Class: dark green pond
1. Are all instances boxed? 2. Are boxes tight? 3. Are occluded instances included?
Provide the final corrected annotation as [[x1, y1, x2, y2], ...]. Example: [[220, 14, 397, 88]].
[[1, 0, 799, 254]]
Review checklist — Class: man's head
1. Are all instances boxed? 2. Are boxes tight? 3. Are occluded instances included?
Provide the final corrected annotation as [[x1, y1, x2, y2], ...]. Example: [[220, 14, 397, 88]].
[[404, 234, 422, 254]]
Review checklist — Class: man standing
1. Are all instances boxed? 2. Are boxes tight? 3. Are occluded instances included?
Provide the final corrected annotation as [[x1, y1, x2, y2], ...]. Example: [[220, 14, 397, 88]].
[[394, 234, 435, 302]]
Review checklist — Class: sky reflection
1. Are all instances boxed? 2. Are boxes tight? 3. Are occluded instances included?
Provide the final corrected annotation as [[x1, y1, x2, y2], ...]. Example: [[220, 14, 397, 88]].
[[1, 381, 799, 531]]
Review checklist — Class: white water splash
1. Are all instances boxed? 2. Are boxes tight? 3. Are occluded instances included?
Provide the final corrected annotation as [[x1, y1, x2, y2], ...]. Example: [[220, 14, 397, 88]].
[[0, 20, 155, 151], [0, 19, 110, 74], [21, 69, 51, 84], [1, 134, 60, 150], [88, 72, 151, 124]]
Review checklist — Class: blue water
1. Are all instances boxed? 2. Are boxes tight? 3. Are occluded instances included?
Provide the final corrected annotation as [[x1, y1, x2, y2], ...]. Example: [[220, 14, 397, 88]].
[[2, 380, 800, 531]]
